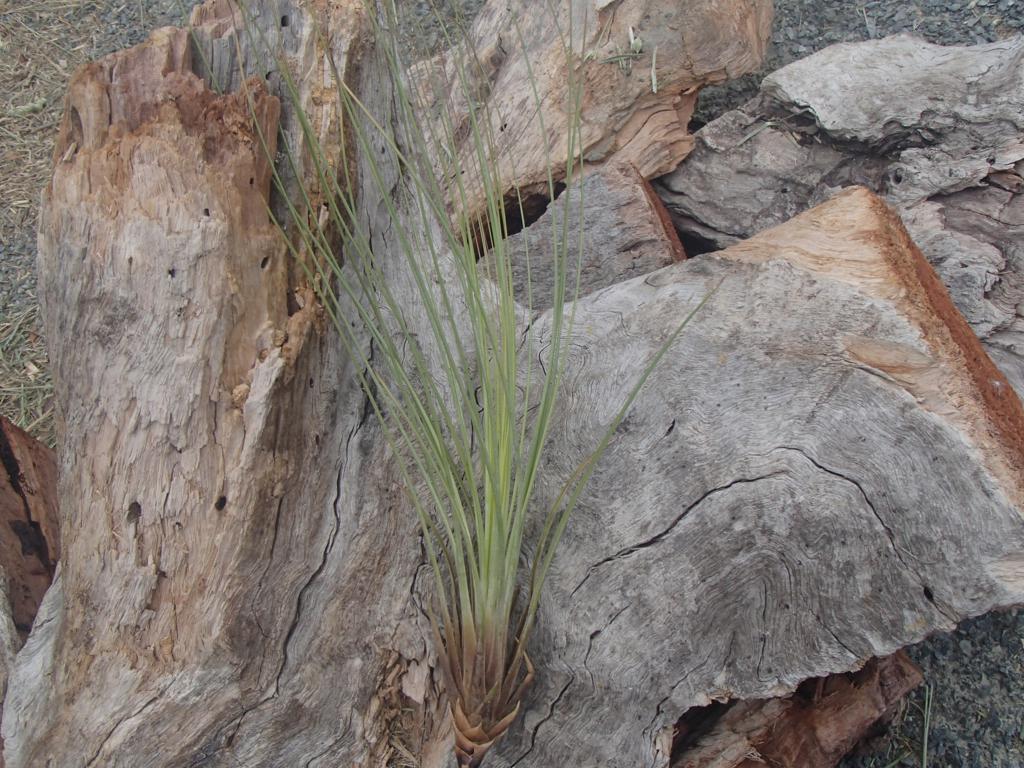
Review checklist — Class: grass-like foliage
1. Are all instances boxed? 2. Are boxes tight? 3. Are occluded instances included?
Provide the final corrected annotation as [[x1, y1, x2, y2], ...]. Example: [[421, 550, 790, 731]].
[[226, 1, 707, 763]]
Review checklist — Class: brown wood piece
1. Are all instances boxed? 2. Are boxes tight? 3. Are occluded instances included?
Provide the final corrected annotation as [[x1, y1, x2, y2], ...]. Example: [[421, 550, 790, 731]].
[[409, 0, 772, 223], [673, 652, 923, 768], [0, 417, 59, 639], [482, 163, 683, 312]]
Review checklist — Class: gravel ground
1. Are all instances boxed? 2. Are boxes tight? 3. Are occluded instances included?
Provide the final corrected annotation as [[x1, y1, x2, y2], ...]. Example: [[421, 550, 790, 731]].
[[0, 1, 1021, 766]]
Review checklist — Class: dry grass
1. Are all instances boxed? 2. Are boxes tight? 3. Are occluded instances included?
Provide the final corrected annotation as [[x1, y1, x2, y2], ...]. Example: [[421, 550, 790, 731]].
[[0, 1, 169, 445], [0, 1, 86, 240], [0, 305, 54, 446], [0, 2, 81, 445], [1, 1, 187, 445]]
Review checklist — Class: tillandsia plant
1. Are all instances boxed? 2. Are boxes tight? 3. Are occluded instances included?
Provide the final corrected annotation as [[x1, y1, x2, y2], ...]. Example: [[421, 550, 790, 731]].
[[225, 0, 709, 764]]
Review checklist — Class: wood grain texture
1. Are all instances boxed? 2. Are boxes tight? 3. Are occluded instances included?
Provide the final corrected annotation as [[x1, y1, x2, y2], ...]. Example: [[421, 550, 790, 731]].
[[655, 35, 1024, 392], [482, 163, 684, 312], [483, 188, 1024, 767], [4, 6, 441, 768], [409, 0, 772, 222], [6, 7, 1024, 768]]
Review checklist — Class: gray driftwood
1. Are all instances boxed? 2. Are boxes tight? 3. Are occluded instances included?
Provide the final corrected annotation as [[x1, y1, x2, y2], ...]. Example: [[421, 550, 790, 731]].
[[656, 34, 1024, 393], [483, 163, 684, 311], [5, 5, 1024, 768]]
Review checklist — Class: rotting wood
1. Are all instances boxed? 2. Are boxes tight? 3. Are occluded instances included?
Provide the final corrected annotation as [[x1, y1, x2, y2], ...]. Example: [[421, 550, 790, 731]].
[[0, 418, 52, 768], [408, 0, 773, 222], [672, 651, 923, 768], [2, 1, 771, 764], [6, 4, 1024, 768], [0, 417, 58, 641]]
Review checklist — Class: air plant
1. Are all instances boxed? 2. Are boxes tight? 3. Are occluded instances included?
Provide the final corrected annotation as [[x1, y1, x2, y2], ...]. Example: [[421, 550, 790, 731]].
[[229, 1, 708, 764]]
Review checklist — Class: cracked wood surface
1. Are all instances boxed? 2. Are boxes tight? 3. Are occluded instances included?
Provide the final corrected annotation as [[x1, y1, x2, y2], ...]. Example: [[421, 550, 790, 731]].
[[655, 34, 1024, 394], [489, 191, 1024, 767], [6, 4, 1024, 768], [3, 11, 431, 767], [1, 0, 767, 764]]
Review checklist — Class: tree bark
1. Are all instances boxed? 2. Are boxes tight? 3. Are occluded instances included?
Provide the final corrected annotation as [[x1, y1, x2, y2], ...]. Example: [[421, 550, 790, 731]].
[[0, 416, 55, 768], [6, 4, 1024, 768], [0, 417, 58, 641]]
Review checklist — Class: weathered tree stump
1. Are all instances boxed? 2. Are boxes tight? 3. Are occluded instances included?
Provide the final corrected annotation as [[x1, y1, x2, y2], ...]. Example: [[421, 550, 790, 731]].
[[4, 4, 1024, 768]]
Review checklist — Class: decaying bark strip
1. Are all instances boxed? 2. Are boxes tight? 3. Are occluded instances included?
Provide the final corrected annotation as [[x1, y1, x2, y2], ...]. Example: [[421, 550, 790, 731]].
[[0, 417, 58, 640], [4, 3, 1024, 768], [673, 652, 923, 768], [0, 416, 57, 768]]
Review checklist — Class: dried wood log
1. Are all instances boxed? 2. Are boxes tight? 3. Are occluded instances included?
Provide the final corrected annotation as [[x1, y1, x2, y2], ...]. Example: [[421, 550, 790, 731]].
[[483, 163, 685, 311], [498, 186, 1024, 767], [409, 0, 773, 220], [6, 6, 1024, 768], [672, 652, 923, 768], [655, 34, 1024, 392]]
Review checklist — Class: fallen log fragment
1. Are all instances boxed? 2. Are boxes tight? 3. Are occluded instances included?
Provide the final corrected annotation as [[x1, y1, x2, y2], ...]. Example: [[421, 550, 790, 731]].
[[0, 417, 58, 768], [483, 163, 685, 311], [656, 34, 1024, 393], [672, 652, 923, 768], [409, 0, 773, 219], [504, 186, 1024, 767]]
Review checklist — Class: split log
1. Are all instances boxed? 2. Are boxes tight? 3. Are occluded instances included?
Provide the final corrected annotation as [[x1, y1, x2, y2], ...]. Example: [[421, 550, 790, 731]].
[[656, 34, 1024, 392], [672, 652, 923, 767], [500, 186, 1024, 767], [6, 6, 1024, 768]]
